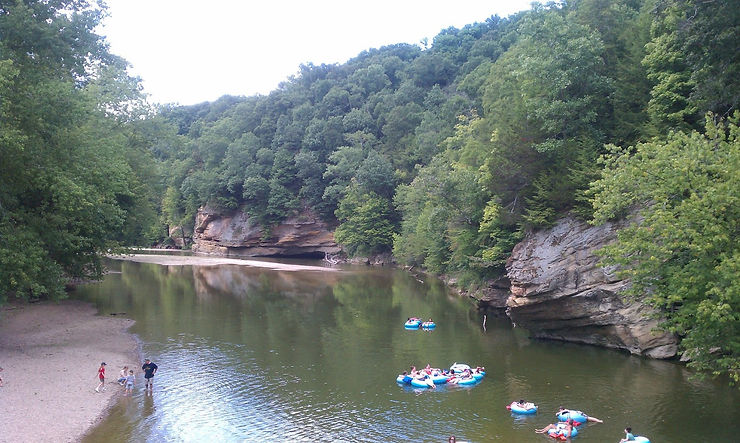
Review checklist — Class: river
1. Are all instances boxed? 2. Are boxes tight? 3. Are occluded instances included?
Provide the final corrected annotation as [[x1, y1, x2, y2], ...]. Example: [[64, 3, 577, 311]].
[[73, 256, 740, 442]]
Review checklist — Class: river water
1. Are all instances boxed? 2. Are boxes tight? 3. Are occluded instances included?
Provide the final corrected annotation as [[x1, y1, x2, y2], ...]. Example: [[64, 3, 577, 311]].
[[73, 257, 739, 442]]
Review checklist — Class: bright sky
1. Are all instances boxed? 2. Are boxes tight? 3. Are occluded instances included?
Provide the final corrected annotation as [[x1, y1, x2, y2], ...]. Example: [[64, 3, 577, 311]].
[[100, 1, 533, 105]]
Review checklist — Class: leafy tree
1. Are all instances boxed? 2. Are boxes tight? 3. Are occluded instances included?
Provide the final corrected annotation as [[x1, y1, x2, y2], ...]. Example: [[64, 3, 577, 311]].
[[348, 64, 390, 96], [393, 150, 488, 274], [295, 150, 326, 212], [320, 86, 352, 117], [590, 115, 739, 383], [265, 148, 300, 222], [410, 53, 456, 88], [643, 0, 739, 136], [321, 145, 366, 211], [642, 3, 698, 133], [342, 108, 375, 133], [334, 185, 395, 256], [495, 9, 612, 153], [381, 102, 423, 148], [477, 7, 613, 227], [568, 0, 653, 146], [355, 150, 395, 198], [222, 132, 263, 196], [0, 0, 156, 300], [477, 200, 523, 270]]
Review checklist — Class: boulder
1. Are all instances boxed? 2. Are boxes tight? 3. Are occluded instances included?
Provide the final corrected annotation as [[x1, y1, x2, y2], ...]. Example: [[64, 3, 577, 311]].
[[504, 216, 678, 359]]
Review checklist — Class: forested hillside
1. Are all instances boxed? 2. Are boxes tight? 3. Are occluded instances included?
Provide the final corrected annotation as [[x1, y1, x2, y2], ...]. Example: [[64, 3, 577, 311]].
[[160, 0, 735, 271], [1, 0, 737, 380]]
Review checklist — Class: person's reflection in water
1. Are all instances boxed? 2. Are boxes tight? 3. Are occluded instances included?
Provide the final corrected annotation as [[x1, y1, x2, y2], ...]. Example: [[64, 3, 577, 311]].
[[143, 389, 155, 418]]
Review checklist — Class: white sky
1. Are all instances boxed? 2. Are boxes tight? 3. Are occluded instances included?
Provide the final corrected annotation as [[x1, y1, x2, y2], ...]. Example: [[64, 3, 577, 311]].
[[100, 1, 533, 105]]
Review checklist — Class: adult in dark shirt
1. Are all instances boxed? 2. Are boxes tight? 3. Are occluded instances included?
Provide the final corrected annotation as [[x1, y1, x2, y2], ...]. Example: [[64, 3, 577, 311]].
[[142, 359, 158, 391]]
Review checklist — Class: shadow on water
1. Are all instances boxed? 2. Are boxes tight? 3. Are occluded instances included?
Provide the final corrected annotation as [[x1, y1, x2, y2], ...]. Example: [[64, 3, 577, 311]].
[[78, 259, 740, 442]]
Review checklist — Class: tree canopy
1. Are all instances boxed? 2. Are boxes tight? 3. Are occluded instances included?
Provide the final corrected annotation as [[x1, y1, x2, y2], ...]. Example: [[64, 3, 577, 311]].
[[0, 0, 164, 300], [591, 114, 739, 383]]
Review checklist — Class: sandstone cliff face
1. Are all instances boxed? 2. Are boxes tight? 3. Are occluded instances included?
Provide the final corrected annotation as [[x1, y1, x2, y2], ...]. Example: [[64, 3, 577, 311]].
[[502, 216, 678, 359], [191, 206, 342, 258]]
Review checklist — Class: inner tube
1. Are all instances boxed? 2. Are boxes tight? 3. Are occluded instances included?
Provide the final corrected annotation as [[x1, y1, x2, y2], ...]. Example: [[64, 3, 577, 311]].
[[430, 373, 448, 384], [421, 321, 436, 329], [633, 437, 650, 443], [410, 377, 435, 388], [450, 363, 471, 373], [456, 376, 478, 386], [472, 371, 486, 380], [557, 410, 588, 424], [396, 374, 412, 384], [547, 423, 578, 440], [508, 402, 538, 414], [404, 319, 421, 329]]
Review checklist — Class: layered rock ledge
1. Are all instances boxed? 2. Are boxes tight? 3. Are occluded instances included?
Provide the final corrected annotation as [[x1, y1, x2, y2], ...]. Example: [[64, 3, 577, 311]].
[[191, 206, 342, 258], [486, 216, 678, 359]]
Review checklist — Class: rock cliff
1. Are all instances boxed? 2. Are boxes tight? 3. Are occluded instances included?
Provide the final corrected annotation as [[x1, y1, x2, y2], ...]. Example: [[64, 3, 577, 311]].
[[191, 205, 342, 258], [490, 216, 678, 359]]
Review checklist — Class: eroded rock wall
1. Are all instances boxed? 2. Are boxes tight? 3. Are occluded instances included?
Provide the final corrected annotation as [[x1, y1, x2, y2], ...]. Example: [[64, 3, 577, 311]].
[[503, 216, 678, 359], [191, 205, 342, 258]]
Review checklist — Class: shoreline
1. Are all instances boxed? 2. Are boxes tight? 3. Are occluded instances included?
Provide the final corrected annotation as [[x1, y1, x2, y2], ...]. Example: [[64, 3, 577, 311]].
[[110, 253, 339, 271], [0, 299, 140, 443]]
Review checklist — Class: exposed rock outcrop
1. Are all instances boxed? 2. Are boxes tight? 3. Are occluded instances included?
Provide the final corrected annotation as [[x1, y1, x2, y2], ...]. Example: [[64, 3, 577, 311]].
[[468, 275, 511, 311], [191, 205, 342, 258], [167, 225, 192, 248], [501, 216, 678, 359]]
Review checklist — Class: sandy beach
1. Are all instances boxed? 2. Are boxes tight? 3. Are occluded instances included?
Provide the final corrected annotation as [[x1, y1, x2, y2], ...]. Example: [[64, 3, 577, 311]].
[[112, 253, 338, 271], [0, 300, 139, 443]]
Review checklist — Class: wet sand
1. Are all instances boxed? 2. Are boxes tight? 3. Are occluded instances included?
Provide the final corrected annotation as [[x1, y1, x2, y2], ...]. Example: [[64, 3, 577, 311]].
[[112, 253, 338, 271], [0, 300, 139, 443]]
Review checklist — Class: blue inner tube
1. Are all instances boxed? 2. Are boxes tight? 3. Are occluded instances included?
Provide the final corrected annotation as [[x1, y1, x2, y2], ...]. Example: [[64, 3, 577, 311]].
[[421, 322, 436, 329], [547, 423, 578, 438], [396, 374, 412, 384], [634, 437, 650, 443], [557, 410, 587, 423], [472, 371, 485, 380], [430, 373, 448, 384], [456, 376, 478, 386], [410, 377, 434, 388], [404, 320, 421, 329], [509, 402, 538, 414]]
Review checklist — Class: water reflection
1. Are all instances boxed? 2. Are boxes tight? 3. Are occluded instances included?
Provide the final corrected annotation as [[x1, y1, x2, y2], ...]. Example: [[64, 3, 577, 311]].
[[77, 259, 740, 442]]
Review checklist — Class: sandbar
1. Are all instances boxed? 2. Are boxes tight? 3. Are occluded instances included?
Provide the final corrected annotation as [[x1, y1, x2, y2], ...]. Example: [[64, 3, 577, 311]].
[[0, 300, 139, 443], [111, 253, 338, 271]]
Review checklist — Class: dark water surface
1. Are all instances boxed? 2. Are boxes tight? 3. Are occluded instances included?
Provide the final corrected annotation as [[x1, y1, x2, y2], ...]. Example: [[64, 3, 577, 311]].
[[74, 258, 740, 442]]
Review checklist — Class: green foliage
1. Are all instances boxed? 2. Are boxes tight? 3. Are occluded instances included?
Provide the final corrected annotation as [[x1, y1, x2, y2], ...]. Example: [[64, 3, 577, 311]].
[[506, 10, 613, 150], [393, 148, 489, 276], [355, 150, 395, 197], [478, 200, 523, 270], [334, 185, 395, 256], [590, 114, 740, 383], [642, 0, 739, 134], [643, 9, 698, 132], [0, 0, 164, 300]]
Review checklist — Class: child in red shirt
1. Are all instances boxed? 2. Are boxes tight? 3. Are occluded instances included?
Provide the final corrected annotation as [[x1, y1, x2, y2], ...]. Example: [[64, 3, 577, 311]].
[[95, 362, 106, 392]]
